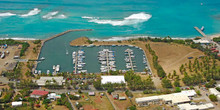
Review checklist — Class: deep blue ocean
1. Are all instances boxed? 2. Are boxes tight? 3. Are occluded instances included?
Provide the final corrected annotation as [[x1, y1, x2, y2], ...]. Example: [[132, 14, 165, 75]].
[[0, 0, 220, 39]]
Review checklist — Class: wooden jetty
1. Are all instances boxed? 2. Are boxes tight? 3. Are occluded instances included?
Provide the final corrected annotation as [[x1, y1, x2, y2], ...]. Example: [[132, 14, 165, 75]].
[[194, 27, 207, 37]]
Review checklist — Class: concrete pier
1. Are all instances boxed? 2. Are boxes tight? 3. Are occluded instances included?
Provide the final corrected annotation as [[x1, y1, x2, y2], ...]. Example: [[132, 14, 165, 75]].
[[194, 27, 206, 37]]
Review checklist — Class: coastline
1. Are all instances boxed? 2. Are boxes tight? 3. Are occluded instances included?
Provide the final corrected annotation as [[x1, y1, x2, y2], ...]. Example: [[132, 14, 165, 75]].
[[0, 33, 219, 41]]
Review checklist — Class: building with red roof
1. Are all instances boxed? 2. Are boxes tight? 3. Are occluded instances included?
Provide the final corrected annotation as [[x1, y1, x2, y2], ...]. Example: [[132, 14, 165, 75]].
[[30, 90, 49, 98]]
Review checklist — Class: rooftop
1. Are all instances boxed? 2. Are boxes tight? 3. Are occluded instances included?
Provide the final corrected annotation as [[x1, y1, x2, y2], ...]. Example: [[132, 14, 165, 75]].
[[101, 75, 125, 84], [135, 90, 197, 104], [35, 76, 64, 86], [6, 62, 18, 71], [193, 39, 210, 44], [31, 90, 49, 96]]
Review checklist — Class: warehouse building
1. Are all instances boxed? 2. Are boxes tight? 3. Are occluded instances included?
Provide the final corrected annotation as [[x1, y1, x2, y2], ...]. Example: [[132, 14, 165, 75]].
[[178, 103, 214, 110], [34, 77, 65, 86], [209, 88, 220, 100], [101, 75, 125, 84], [135, 90, 197, 106]]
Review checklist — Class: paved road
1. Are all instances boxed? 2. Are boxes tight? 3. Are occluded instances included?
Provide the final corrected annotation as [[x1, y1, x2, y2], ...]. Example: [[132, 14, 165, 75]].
[[66, 93, 76, 110], [15, 59, 28, 62], [195, 86, 220, 110], [105, 92, 117, 110]]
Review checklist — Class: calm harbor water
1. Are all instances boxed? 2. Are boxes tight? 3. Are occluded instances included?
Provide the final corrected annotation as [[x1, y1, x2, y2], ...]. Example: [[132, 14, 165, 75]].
[[36, 31, 147, 73]]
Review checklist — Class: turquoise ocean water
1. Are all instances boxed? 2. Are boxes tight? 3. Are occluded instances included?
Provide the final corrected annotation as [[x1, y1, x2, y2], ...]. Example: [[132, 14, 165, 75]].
[[0, 0, 220, 39]]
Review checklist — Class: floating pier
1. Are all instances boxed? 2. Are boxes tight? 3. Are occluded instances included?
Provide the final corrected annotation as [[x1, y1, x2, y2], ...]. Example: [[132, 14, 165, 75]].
[[72, 50, 86, 74], [98, 49, 116, 73], [74, 52, 78, 74], [125, 49, 135, 70]]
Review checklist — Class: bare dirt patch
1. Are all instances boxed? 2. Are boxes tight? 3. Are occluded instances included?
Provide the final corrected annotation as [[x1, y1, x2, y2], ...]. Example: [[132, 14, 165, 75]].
[[0, 46, 19, 74], [70, 37, 90, 46]]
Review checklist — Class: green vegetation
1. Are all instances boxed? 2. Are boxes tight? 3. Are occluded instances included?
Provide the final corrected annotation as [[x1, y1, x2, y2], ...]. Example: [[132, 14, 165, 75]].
[[0, 89, 14, 103], [69, 95, 80, 100], [87, 39, 93, 44], [209, 94, 217, 102], [147, 36, 192, 45], [3, 62, 22, 80], [143, 89, 153, 94], [161, 78, 172, 88], [16, 79, 39, 89], [124, 70, 155, 90], [56, 94, 73, 110], [216, 87, 220, 92], [196, 90, 201, 96], [181, 56, 219, 86], [175, 87, 181, 92], [0, 39, 30, 56], [125, 90, 133, 98], [93, 79, 102, 90], [45, 79, 63, 89], [213, 37, 220, 42], [146, 44, 166, 78], [33, 40, 41, 44], [117, 40, 122, 43], [205, 80, 216, 88], [128, 105, 136, 110]]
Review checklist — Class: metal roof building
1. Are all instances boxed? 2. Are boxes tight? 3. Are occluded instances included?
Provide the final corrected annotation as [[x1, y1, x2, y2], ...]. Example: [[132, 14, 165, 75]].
[[34, 77, 64, 86], [12, 101, 22, 107], [135, 90, 197, 106], [193, 39, 210, 44], [101, 75, 125, 84], [178, 103, 214, 110]]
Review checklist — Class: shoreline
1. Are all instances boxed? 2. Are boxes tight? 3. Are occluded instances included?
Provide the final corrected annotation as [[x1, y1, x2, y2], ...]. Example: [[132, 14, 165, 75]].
[[1, 33, 219, 42]]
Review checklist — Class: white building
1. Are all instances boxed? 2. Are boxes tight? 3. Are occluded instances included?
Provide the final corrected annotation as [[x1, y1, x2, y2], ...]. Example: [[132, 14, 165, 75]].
[[34, 77, 65, 86], [209, 88, 220, 100], [193, 39, 210, 44], [101, 75, 125, 84], [135, 90, 197, 106], [88, 92, 95, 96], [178, 103, 214, 110], [47, 93, 61, 100], [12, 101, 22, 107]]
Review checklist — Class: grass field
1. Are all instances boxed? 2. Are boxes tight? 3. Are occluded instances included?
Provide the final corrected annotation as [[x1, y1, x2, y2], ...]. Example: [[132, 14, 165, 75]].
[[148, 42, 205, 76], [107, 92, 133, 110], [71, 92, 114, 110]]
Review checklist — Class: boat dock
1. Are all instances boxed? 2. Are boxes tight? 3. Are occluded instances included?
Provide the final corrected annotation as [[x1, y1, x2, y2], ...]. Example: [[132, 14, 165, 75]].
[[106, 50, 110, 73], [125, 49, 135, 70], [72, 50, 86, 74], [98, 49, 116, 73], [194, 26, 207, 37], [74, 52, 78, 74]]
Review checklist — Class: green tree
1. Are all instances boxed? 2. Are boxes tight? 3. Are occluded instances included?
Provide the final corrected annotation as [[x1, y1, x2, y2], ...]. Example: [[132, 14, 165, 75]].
[[161, 78, 172, 88], [209, 94, 217, 102], [107, 87, 114, 94], [175, 87, 181, 92], [173, 80, 180, 87]]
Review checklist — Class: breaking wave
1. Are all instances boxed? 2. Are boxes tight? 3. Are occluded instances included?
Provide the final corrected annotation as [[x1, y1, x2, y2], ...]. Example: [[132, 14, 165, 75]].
[[82, 12, 152, 26], [0, 37, 37, 40], [0, 12, 16, 17], [90, 36, 190, 42], [42, 11, 59, 19], [20, 8, 41, 17], [42, 11, 67, 19]]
